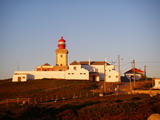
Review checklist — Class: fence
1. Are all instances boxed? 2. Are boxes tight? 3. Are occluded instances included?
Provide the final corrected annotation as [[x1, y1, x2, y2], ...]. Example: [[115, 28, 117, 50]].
[[0, 91, 99, 108], [30, 91, 99, 104], [0, 98, 30, 107]]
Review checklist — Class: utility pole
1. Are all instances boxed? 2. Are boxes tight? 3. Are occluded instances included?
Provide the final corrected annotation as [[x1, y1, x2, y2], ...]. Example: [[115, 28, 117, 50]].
[[103, 60, 107, 93], [133, 60, 136, 88], [144, 65, 147, 80], [17, 62, 19, 71], [118, 55, 121, 82], [129, 78, 132, 91], [152, 78, 154, 88]]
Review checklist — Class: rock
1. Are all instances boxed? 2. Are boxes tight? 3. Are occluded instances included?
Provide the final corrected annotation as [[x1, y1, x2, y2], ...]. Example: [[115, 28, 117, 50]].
[[148, 113, 160, 120], [99, 93, 103, 96]]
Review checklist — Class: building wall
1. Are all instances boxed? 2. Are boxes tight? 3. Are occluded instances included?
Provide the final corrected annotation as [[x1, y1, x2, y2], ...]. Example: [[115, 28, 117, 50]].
[[125, 73, 142, 81], [89, 74, 100, 81], [106, 70, 119, 82], [105, 65, 119, 82], [81, 65, 93, 72], [92, 65, 104, 80], [12, 64, 119, 82], [56, 49, 68, 66], [12, 71, 66, 82], [56, 53, 67, 66], [53, 66, 68, 71], [81, 65, 104, 80], [81, 64, 119, 82], [12, 65, 89, 82], [32, 71, 65, 79], [12, 74, 27, 82], [65, 65, 89, 80], [36, 66, 54, 71]]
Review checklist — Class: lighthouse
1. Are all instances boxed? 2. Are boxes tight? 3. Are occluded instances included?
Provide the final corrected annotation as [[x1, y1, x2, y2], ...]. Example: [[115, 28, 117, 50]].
[[53, 36, 69, 71]]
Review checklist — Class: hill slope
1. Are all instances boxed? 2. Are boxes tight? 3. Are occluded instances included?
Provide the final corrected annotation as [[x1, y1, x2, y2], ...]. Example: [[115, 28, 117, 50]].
[[0, 79, 159, 120], [0, 79, 98, 100]]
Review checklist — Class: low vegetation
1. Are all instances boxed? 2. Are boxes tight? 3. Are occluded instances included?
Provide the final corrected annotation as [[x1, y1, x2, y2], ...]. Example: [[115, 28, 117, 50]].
[[0, 79, 159, 120], [0, 79, 98, 100], [0, 94, 160, 120]]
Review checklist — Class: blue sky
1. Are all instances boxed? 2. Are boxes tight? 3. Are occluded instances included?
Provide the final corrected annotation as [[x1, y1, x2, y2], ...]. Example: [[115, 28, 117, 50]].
[[0, 0, 160, 79]]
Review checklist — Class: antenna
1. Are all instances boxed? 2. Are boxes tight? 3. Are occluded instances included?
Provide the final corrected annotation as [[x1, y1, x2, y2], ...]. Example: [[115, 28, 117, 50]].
[[144, 65, 147, 80], [133, 60, 136, 88], [105, 58, 107, 62], [17, 62, 19, 71]]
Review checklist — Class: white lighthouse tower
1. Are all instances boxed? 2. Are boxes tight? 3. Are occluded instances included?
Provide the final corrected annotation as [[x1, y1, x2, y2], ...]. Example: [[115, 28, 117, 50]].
[[53, 36, 69, 71]]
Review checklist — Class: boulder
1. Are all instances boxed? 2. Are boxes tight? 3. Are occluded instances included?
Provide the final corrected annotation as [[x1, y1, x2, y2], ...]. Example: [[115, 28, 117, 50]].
[[148, 113, 160, 120]]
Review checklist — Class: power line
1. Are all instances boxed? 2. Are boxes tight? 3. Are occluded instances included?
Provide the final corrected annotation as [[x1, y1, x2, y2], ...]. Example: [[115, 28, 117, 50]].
[[126, 61, 160, 63], [120, 61, 160, 64]]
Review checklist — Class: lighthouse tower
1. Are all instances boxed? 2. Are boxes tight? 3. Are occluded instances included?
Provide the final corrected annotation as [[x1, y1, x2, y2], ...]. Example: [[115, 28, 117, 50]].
[[53, 36, 69, 71]]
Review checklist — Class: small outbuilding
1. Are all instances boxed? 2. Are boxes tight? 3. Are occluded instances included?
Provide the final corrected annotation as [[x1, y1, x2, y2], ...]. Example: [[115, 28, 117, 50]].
[[124, 68, 144, 81], [153, 78, 160, 89], [12, 72, 34, 82]]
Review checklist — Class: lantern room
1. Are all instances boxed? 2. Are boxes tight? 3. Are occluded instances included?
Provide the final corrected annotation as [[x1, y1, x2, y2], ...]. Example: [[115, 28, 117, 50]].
[[58, 36, 66, 49]]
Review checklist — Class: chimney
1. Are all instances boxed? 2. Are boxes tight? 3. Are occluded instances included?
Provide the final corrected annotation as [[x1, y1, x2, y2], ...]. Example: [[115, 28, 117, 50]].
[[88, 58, 91, 65], [105, 58, 107, 65]]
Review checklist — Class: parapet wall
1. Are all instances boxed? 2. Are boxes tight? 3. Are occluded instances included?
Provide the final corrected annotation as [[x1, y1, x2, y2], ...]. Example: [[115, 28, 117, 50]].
[[129, 90, 160, 97]]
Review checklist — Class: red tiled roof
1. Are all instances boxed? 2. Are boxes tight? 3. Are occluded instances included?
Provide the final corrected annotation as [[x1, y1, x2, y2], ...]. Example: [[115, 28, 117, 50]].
[[70, 61, 80, 65], [70, 61, 110, 65], [79, 61, 110, 65], [42, 63, 51, 66], [125, 68, 144, 74]]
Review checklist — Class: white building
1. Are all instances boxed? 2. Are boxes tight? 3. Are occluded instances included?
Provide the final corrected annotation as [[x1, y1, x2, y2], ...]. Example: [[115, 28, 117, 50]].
[[71, 61, 119, 82], [12, 67, 89, 82], [65, 61, 89, 80], [12, 72, 34, 82], [12, 71, 66, 82], [12, 61, 119, 82], [12, 37, 120, 82], [153, 78, 160, 89]]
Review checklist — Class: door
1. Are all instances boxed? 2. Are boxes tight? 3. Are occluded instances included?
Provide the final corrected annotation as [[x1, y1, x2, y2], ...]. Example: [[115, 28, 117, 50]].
[[18, 77, 21, 82], [92, 76, 96, 81]]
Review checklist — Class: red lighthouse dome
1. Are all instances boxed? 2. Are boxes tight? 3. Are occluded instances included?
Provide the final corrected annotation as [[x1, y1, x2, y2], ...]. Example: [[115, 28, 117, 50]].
[[58, 36, 66, 49]]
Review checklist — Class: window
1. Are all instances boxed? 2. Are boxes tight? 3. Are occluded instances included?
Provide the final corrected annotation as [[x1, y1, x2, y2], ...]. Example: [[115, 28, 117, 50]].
[[74, 67, 77, 70], [109, 70, 111, 72], [60, 55, 63, 58], [158, 81, 160, 85], [72, 73, 74, 75], [15, 73, 27, 75], [68, 73, 70, 75], [23, 76, 25, 79], [109, 76, 111, 78], [84, 73, 86, 75], [80, 73, 82, 75], [116, 76, 118, 78]]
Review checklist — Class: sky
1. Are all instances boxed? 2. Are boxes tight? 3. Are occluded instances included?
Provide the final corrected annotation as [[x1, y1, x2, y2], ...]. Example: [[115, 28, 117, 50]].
[[0, 0, 160, 79]]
